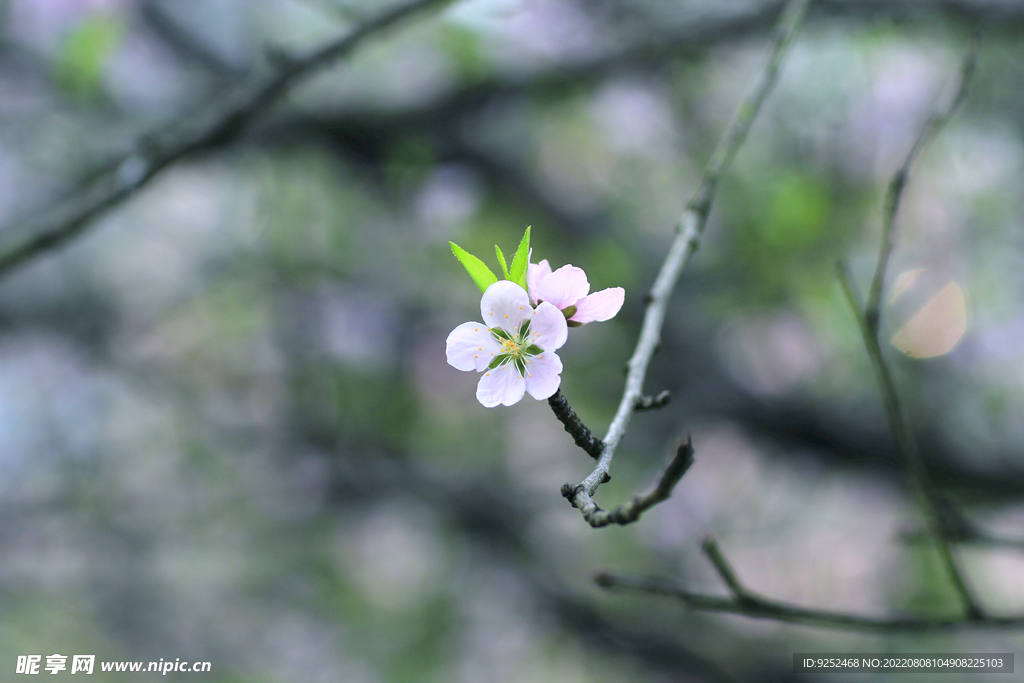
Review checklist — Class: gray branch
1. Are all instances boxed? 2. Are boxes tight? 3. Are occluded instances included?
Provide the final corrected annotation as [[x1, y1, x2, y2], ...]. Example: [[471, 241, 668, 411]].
[[561, 0, 811, 527], [561, 437, 694, 527], [0, 0, 455, 277], [595, 537, 1024, 632], [0, 0, 1020, 276], [835, 33, 984, 620]]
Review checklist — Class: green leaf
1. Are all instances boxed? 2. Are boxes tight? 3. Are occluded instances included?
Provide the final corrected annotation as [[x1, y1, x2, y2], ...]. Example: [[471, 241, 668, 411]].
[[523, 344, 543, 355], [54, 15, 125, 97], [509, 226, 531, 292], [450, 242, 498, 293], [495, 245, 510, 280], [491, 328, 512, 341]]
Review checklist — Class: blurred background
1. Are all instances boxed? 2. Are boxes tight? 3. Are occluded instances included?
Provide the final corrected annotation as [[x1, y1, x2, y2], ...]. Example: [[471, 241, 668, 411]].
[[0, 0, 1023, 680]]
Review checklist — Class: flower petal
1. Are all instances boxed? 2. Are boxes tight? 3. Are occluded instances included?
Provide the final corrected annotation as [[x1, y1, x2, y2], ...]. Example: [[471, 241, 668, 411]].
[[570, 287, 625, 324], [446, 321, 502, 371], [527, 302, 568, 351], [480, 280, 532, 335], [527, 259, 552, 303], [535, 264, 589, 309], [476, 362, 526, 407], [524, 351, 562, 400]]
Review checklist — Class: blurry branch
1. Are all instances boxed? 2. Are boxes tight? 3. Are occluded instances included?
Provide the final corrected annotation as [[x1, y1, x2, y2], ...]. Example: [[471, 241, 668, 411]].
[[561, 0, 811, 528], [595, 537, 1024, 632], [290, 0, 366, 22], [320, 458, 746, 683], [716, 389, 1024, 499], [447, 141, 608, 239], [0, 0, 455, 278], [836, 33, 982, 619], [863, 34, 979, 333], [0, 0, 1019, 278], [261, 0, 1024, 159], [901, 498, 1024, 550], [140, 0, 248, 78]]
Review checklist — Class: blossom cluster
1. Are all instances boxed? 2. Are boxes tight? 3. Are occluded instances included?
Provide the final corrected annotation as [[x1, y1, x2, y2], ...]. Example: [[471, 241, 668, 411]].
[[447, 259, 624, 407]]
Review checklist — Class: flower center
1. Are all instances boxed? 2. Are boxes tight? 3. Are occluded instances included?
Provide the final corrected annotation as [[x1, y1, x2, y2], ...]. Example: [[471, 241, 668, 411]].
[[500, 338, 522, 356], [488, 319, 544, 376]]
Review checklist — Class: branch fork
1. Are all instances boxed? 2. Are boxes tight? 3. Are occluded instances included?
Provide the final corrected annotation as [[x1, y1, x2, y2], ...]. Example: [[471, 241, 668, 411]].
[[552, 0, 811, 528]]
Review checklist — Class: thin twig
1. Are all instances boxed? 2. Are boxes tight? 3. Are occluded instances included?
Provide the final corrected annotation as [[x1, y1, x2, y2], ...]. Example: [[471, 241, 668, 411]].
[[595, 535, 1022, 632], [634, 391, 671, 411], [562, 438, 694, 527], [835, 34, 984, 620], [864, 32, 980, 332], [900, 497, 1024, 550], [0, 0, 455, 277], [700, 537, 752, 602], [140, 0, 248, 78], [837, 268, 985, 619], [594, 572, 1024, 633], [1, 2, 1015, 278], [561, 0, 811, 527]]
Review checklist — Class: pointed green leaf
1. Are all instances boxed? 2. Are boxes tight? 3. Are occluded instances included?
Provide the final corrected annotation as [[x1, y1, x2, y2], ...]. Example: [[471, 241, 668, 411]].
[[523, 344, 543, 356], [491, 328, 512, 341], [509, 226, 531, 292], [450, 242, 498, 293], [495, 245, 510, 280]]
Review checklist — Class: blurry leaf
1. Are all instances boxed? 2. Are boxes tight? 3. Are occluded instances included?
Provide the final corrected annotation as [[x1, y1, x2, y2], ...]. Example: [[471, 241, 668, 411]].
[[494, 245, 509, 280], [54, 15, 124, 97], [508, 226, 530, 291], [436, 24, 487, 80], [449, 242, 497, 293], [759, 174, 830, 247]]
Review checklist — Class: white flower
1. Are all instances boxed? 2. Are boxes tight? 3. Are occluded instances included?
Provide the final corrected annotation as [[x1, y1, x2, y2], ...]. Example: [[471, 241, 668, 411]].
[[527, 259, 624, 324], [446, 281, 568, 407]]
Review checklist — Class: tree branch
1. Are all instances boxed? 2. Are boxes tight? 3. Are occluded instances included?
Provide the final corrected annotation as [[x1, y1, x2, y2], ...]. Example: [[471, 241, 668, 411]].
[[0, 0, 455, 278], [561, 437, 694, 527], [863, 32, 979, 333], [547, 389, 605, 461], [634, 390, 671, 412], [836, 34, 984, 620], [700, 537, 753, 602], [139, 0, 248, 78], [1, 0, 1019, 277], [561, 0, 811, 527], [595, 538, 1024, 632], [901, 497, 1024, 550]]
